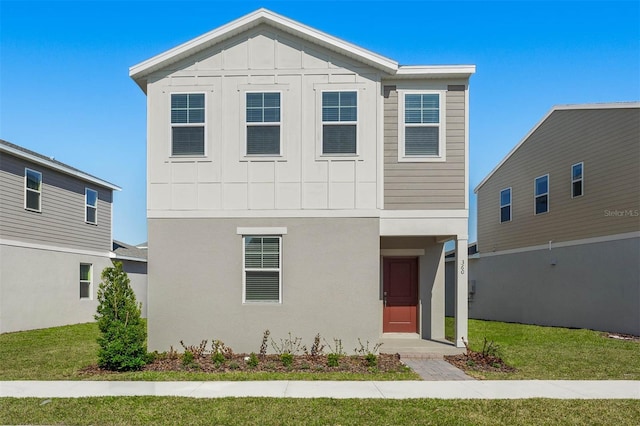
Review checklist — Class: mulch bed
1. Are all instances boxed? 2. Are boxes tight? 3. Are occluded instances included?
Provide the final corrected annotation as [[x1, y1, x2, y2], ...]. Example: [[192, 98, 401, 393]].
[[444, 352, 516, 374], [80, 353, 407, 375]]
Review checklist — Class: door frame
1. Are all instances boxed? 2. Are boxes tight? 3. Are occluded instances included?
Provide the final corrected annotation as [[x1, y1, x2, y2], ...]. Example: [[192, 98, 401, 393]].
[[382, 256, 420, 334]]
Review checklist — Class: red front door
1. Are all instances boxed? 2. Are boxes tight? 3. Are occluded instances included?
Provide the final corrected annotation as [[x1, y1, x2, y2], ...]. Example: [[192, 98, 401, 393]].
[[383, 257, 419, 333]]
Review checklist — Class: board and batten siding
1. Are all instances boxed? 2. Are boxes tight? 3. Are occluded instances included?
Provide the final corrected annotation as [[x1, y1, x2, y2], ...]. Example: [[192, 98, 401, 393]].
[[0, 152, 113, 252], [146, 25, 380, 214], [383, 84, 467, 210], [477, 107, 640, 252]]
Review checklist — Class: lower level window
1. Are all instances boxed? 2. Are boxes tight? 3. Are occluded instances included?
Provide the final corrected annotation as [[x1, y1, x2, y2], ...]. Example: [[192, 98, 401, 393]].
[[80, 263, 92, 299], [243, 236, 281, 303]]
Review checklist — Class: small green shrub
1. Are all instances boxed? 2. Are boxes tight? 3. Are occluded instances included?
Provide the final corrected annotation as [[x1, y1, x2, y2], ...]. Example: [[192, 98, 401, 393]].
[[365, 352, 377, 367], [228, 361, 239, 370], [182, 350, 195, 367], [95, 261, 147, 371], [247, 352, 259, 368], [212, 351, 225, 366], [280, 353, 294, 367], [327, 353, 340, 367]]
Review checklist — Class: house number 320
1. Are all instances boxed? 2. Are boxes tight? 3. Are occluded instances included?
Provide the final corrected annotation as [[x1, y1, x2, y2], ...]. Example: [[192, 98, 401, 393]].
[[460, 260, 465, 275]]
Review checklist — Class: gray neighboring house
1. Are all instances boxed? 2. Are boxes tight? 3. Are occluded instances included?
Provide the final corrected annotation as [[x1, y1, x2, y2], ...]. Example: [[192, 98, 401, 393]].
[[130, 9, 475, 353], [471, 103, 640, 335], [112, 240, 148, 317], [0, 139, 122, 333]]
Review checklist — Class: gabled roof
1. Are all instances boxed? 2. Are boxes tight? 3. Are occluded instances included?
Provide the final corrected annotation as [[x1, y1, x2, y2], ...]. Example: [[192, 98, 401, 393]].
[[113, 240, 148, 262], [0, 139, 121, 191], [474, 102, 640, 193], [130, 8, 475, 92]]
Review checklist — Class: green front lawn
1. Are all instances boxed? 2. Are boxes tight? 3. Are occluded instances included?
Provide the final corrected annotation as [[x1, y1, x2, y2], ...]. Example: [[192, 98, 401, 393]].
[[446, 318, 640, 380], [1, 319, 638, 380], [1, 397, 639, 426]]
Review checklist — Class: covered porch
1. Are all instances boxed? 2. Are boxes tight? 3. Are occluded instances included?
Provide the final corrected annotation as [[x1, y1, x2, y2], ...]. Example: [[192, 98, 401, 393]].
[[379, 211, 469, 350]]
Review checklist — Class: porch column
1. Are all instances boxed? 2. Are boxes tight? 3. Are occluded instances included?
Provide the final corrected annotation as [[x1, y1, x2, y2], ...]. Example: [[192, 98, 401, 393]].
[[455, 237, 468, 348]]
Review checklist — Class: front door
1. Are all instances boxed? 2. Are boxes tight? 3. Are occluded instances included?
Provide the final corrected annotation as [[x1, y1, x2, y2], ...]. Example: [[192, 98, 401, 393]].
[[383, 257, 418, 333]]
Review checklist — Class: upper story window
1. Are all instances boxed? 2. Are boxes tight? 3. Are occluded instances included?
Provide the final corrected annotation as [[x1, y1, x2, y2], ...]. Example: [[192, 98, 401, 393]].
[[24, 168, 42, 212], [246, 92, 281, 156], [398, 92, 445, 162], [322, 91, 357, 155], [243, 235, 281, 303], [85, 188, 97, 224], [534, 174, 549, 215], [171, 93, 205, 156], [500, 188, 512, 223], [571, 162, 583, 198]]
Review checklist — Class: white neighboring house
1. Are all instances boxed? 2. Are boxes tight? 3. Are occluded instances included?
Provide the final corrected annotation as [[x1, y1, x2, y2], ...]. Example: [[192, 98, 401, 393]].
[[130, 9, 475, 353], [472, 103, 640, 335], [0, 139, 146, 332]]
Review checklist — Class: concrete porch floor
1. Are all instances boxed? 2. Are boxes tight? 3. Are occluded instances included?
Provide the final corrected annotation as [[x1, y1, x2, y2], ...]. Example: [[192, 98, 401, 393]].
[[378, 335, 464, 359]]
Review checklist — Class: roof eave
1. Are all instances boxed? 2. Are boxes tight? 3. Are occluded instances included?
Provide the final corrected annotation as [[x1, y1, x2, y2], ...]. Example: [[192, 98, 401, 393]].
[[130, 8, 399, 92], [473, 101, 640, 193], [0, 143, 121, 191], [388, 65, 476, 80]]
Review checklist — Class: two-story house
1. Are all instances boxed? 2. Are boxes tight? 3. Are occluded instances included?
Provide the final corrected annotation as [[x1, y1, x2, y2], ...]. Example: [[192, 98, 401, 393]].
[[0, 139, 121, 333], [472, 103, 640, 336], [130, 9, 475, 353]]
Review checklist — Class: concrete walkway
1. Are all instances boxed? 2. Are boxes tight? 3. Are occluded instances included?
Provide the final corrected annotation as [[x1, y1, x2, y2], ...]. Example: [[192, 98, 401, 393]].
[[1, 380, 638, 399], [402, 359, 475, 381]]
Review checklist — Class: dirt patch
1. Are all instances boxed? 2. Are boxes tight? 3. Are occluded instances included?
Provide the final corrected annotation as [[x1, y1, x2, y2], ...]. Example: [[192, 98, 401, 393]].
[[80, 353, 408, 375], [444, 353, 516, 374], [604, 332, 640, 342]]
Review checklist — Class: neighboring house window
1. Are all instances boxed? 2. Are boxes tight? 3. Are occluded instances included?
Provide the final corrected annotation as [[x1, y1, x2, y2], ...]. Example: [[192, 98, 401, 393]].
[[171, 93, 205, 156], [24, 168, 42, 212], [403, 93, 441, 157], [80, 263, 92, 299], [246, 92, 281, 155], [500, 188, 512, 223], [85, 188, 97, 224], [243, 236, 281, 303], [534, 174, 549, 214], [571, 162, 583, 198], [322, 91, 357, 155]]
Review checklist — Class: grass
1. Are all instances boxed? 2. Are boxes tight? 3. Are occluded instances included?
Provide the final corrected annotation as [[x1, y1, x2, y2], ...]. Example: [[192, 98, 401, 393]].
[[445, 317, 640, 380], [1, 397, 639, 425], [1, 319, 638, 381]]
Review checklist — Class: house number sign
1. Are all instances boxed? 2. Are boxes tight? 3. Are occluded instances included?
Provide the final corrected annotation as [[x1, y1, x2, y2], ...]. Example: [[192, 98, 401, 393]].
[[460, 260, 465, 275]]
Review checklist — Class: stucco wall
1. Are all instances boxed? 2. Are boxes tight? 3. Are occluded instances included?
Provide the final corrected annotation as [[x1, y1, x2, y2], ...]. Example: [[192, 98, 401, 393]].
[[0, 245, 113, 333], [147, 217, 381, 353], [468, 236, 640, 335], [120, 259, 148, 318]]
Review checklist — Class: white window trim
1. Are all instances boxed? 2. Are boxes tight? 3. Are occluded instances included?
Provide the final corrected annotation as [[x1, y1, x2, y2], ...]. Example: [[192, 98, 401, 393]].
[[241, 90, 284, 160], [397, 90, 446, 163], [571, 162, 584, 198], [169, 91, 207, 158], [534, 174, 550, 215], [500, 187, 512, 223], [24, 168, 42, 212], [85, 188, 98, 225], [80, 263, 92, 300], [317, 88, 360, 160], [242, 235, 282, 304]]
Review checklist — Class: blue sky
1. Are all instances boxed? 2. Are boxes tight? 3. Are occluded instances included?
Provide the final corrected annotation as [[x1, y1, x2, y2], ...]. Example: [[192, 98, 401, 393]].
[[1, 0, 638, 245]]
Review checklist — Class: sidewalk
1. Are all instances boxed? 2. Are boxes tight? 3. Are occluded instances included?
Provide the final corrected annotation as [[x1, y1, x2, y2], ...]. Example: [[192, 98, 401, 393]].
[[1, 380, 638, 399]]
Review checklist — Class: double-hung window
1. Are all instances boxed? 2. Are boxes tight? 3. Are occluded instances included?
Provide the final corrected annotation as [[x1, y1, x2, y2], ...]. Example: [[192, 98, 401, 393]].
[[500, 188, 512, 223], [80, 263, 92, 299], [322, 91, 357, 155], [25, 168, 42, 212], [85, 188, 97, 224], [243, 236, 281, 303], [534, 174, 549, 214], [399, 92, 444, 161], [571, 162, 583, 198], [171, 93, 205, 156], [246, 92, 281, 155]]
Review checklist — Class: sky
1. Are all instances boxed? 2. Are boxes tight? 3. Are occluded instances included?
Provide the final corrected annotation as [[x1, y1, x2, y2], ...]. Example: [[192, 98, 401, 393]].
[[1, 0, 638, 245]]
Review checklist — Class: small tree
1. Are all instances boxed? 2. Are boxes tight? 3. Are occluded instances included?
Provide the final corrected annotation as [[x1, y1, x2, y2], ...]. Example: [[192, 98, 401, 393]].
[[95, 261, 147, 371]]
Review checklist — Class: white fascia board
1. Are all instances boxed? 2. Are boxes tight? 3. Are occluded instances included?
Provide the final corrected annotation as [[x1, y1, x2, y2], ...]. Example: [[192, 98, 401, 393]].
[[391, 65, 476, 79], [129, 8, 398, 91], [0, 144, 121, 191], [474, 102, 640, 193]]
